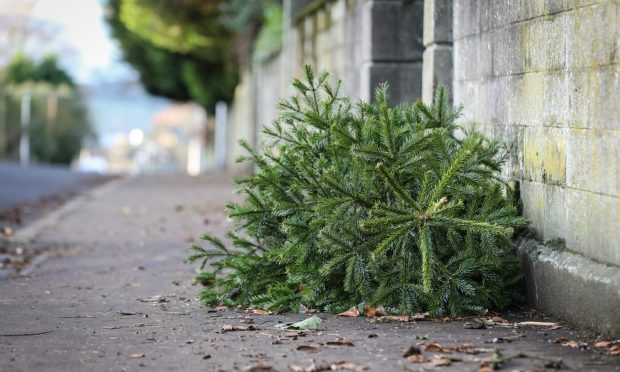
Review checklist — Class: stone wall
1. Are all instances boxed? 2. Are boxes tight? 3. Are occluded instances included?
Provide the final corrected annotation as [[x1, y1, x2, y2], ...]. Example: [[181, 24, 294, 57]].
[[451, 0, 620, 335], [223, 0, 620, 335], [453, 1, 619, 267]]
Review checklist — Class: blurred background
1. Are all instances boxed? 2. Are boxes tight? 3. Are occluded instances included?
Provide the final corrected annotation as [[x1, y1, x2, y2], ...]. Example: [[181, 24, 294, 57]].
[[0, 0, 280, 176]]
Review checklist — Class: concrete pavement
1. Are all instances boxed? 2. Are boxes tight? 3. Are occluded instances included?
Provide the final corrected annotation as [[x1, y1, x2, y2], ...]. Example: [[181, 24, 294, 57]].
[[0, 174, 618, 371]]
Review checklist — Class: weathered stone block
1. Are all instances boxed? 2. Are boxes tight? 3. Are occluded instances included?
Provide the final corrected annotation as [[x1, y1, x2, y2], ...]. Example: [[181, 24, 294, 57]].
[[422, 44, 453, 103], [542, 71, 567, 127], [566, 69, 590, 129], [478, 32, 494, 78], [586, 64, 620, 130], [526, 14, 566, 72], [520, 180, 546, 236], [563, 188, 620, 266], [566, 3, 618, 68], [567, 128, 620, 197], [453, 0, 479, 39], [565, 65, 620, 130], [454, 34, 480, 81], [508, 72, 544, 126], [516, 0, 545, 21], [522, 126, 567, 185], [452, 79, 477, 122], [476, 77, 510, 126], [489, 0, 522, 29], [361, 62, 423, 104], [542, 183, 568, 240], [423, 0, 453, 46], [364, 0, 424, 62], [492, 24, 528, 76]]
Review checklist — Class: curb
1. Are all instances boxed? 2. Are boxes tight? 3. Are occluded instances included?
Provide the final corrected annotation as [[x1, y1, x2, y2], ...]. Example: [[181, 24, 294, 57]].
[[9, 176, 129, 244], [518, 238, 620, 337]]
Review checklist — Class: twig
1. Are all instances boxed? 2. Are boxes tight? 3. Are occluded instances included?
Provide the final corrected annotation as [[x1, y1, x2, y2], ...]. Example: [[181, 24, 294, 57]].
[[0, 330, 55, 337], [56, 315, 97, 319]]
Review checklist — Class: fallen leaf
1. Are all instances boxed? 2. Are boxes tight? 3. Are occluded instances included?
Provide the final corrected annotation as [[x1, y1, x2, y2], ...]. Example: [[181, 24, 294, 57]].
[[252, 309, 272, 315], [296, 345, 319, 353], [552, 337, 579, 349], [326, 338, 354, 346], [594, 340, 610, 348], [373, 315, 413, 322], [337, 307, 360, 317], [331, 361, 367, 371], [425, 355, 452, 367], [288, 364, 305, 372], [609, 345, 620, 356], [454, 343, 475, 352], [363, 307, 377, 318], [221, 324, 257, 332], [425, 343, 453, 353], [405, 354, 427, 363], [518, 321, 559, 328], [129, 353, 145, 359], [562, 340, 579, 349], [276, 315, 321, 330], [247, 364, 276, 372], [477, 365, 493, 372], [490, 316, 507, 323]]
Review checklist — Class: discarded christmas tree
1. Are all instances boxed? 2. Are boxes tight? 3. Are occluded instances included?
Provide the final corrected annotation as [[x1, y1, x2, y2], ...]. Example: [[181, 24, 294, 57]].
[[189, 66, 528, 316]]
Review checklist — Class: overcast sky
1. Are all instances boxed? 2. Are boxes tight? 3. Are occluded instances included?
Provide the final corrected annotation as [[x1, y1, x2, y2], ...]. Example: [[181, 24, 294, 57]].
[[23, 0, 135, 84]]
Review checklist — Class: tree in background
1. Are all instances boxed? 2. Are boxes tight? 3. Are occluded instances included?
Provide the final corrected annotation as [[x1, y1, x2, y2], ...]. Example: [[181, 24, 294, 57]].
[[0, 53, 92, 164], [105, 0, 278, 112]]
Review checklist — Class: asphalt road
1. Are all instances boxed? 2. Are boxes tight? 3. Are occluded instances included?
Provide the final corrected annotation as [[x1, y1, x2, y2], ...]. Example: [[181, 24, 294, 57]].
[[0, 162, 98, 211]]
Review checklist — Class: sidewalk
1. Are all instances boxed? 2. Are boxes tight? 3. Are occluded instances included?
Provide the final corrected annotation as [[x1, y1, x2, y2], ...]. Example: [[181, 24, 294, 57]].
[[0, 174, 618, 371]]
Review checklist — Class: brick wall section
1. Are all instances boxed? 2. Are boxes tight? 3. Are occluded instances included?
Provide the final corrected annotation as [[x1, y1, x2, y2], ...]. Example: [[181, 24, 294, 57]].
[[452, 1, 620, 266]]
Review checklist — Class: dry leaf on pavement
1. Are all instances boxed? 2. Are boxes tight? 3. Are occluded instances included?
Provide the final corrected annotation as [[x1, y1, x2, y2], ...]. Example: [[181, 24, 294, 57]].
[[326, 338, 354, 346], [594, 340, 610, 348], [363, 306, 386, 318], [222, 324, 257, 332], [252, 309, 272, 315], [297, 345, 320, 353], [405, 354, 428, 363], [337, 307, 360, 317], [518, 321, 560, 329], [425, 355, 452, 367], [425, 343, 453, 353], [553, 337, 580, 349], [129, 353, 145, 359]]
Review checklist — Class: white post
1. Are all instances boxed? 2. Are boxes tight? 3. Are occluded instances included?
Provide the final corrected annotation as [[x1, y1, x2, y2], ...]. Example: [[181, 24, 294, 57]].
[[214, 101, 228, 171], [187, 138, 202, 176], [19, 92, 31, 167]]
